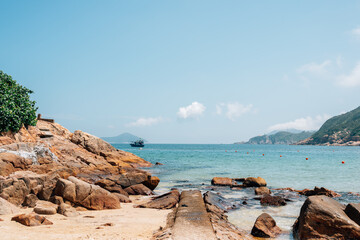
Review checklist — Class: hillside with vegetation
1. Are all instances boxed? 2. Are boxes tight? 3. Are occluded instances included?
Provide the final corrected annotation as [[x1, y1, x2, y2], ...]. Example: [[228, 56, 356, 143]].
[[102, 132, 146, 143], [245, 131, 314, 145], [297, 106, 360, 146]]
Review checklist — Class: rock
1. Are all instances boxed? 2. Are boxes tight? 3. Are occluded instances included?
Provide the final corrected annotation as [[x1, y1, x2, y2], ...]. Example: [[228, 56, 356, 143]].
[[0, 197, 20, 214], [293, 195, 360, 239], [113, 193, 132, 203], [95, 179, 115, 188], [0, 136, 15, 145], [251, 213, 282, 238], [103, 185, 129, 197], [75, 206, 88, 211], [255, 187, 271, 195], [34, 200, 58, 215], [260, 194, 286, 206], [11, 213, 53, 226], [345, 203, 360, 226], [71, 130, 117, 155], [203, 191, 235, 211], [143, 176, 160, 190], [298, 187, 341, 198], [124, 184, 153, 196], [57, 203, 79, 217], [136, 190, 180, 209], [243, 177, 266, 187], [38, 185, 54, 201], [211, 177, 234, 186], [0, 179, 29, 205], [56, 177, 121, 210], [155, 162, 163, 165], [49, 195, 64, 205], [23, 194, 38, 207]]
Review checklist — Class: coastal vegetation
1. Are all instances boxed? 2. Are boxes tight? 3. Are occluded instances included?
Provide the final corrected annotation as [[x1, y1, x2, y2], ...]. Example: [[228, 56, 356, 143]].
[[245, 131, 314, 145], [102, 132, 146, 143], [0, 71, 38, 133]]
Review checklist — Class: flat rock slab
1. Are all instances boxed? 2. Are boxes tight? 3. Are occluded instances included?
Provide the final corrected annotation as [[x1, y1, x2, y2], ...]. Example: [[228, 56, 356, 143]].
[[172, 190, 217, 240]]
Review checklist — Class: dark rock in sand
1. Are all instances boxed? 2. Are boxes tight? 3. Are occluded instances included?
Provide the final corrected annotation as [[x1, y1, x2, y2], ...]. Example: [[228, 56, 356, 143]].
[[243, 177, 266, 187], [11, 213, 53, 226], [298, 186, 341, 198], [255, 187, 271, 195], [203, 191, 235, 211], [124, 184, 153, 196], [293, 195, 360, 239], [251, 213, 282, 238], [345, 203, 360, 226], [260, 194, 286, 206], [23, 194, 38, 207], [136, 189, 180, 209]]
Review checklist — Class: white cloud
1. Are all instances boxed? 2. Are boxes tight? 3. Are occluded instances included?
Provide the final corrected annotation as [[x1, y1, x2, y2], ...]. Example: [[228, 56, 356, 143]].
[[352, 27, 360, 38], [177, 102, 206, 119], [268, 114, 330, 132], [127, 117, 163, 127], [216, 102, 253, 121], [336, 56, 343, 68], [337, 62, 360, 87], [297, 60, 331, 75]]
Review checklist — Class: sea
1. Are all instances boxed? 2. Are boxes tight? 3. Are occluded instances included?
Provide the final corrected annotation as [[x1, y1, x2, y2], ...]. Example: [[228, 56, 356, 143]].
[[113, 143, 360, 239]]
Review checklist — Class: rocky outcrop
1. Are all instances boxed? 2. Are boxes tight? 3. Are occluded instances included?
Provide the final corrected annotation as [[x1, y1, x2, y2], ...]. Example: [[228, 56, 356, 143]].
[[260, 194, 286, 206], [203, 191, 235, 211], [255, 187, 271, 195], [54, 176, 121, 210], [298, 186, 341, 198], [251, 213, 281, 238], [293, 195, 360, 239], [11, 213, 53, 226], [0, 197, 20, 214], [345, 203, 360, 226], [136, 190, 180, 209], [124, 184, 153, 196]]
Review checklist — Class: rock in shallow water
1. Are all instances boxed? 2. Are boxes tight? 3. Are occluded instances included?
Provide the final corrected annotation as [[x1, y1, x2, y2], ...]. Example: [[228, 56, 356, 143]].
[[260, 194, 286, 206], [251, 213, 282, 238], [255, 187, 271, 195]]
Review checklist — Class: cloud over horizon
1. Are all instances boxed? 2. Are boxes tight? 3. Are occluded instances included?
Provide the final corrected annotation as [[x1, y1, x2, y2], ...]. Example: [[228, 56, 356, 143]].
[[216, 102, 253, 121], [268, 114, 331, 132], [352, 27, 360, 38], [337, 62, 360, 87], [177, 102, 206, 119], [297, 60, 331, 75], [127, 117, 163, 127]]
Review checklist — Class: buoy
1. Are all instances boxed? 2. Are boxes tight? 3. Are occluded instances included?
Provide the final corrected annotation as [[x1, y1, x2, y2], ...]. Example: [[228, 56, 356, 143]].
[[262, 154, 264, 156], [280, 155, 282, 157], [235, 150, 237, 152], [342, 161, 345, 164], [225, 150, 227, 152], [247, 152, 249, 154], [297, 150, 299, 152], [306, 158, 308, 160]]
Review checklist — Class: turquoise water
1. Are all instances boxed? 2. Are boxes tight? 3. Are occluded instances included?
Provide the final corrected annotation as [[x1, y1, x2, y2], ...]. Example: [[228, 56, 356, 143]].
[[114, 144, 360, 239]]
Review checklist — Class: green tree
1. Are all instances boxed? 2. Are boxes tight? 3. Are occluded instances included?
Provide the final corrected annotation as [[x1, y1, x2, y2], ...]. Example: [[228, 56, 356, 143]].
[[0, 71, 38, 132]]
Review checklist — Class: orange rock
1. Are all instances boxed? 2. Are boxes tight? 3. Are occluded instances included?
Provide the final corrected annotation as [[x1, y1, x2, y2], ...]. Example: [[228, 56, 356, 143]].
[[11, 213, 53, 226]]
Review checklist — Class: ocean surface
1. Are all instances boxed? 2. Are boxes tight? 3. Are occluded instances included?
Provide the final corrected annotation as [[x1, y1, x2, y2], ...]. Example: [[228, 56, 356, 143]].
[[113, 143, 360, 239]]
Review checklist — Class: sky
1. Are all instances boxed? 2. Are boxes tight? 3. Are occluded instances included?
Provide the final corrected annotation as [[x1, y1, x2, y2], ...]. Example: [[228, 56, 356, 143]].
[[1, 1, 360, 143]]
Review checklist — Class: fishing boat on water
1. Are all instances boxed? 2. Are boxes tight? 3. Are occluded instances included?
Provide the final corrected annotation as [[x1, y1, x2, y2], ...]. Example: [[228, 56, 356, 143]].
[[130, 139, 145, 147]]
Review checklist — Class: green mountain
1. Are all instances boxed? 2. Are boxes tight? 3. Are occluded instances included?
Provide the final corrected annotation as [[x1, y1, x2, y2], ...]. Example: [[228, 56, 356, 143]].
[[101, 133, 146, 143], [298, 106, 360, 145], [246, 131, 314, 145]]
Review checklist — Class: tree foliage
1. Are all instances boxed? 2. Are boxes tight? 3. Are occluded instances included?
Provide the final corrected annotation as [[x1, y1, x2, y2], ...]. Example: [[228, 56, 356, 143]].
[[0, 71, 38, 133]]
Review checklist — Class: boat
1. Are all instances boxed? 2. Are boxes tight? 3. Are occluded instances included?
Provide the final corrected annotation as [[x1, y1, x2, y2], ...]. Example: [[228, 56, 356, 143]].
[[130, 139, 145, 147]]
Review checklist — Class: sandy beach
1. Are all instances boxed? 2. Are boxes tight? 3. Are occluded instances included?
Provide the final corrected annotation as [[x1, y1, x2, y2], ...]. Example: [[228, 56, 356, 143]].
[[0, 196, 171, 240]]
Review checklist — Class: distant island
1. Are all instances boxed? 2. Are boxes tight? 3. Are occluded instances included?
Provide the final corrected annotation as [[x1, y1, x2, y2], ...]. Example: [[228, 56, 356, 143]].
[[101, 132, 146, 143], [297, 106, 360, 146], [238, 131, 314, 145]]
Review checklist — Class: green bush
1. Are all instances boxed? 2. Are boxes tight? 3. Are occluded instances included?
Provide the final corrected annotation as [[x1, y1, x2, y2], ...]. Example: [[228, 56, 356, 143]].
[[0, 71, 38, 133]]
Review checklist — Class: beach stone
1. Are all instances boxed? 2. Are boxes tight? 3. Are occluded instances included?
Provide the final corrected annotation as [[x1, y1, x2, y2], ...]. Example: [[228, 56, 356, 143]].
[[136, 189, 180, 209], [57, 203, 79, 217], [11, 213, 53, 226], [293, 195, 360, 239], [260, 194, 286, 206], [54, 178, 76, 202], [23, 194, 38, 207], [113, 193, 132, 203], [49, 195, 64, 205], [124, 184, 153, 196], [0, 197, 20, 214], [243, 177, 266, 187], [255, 187, 271, 195], [38, 185, 54, 201], [203, 191, 235, 211], [103, 185, 129, 197], [143, 176, 160, 190], [0, 179, 29, 205], [211, 177, 233, 186], [345, 203, 360, 226], [251, 213, 281, 238], [298, 186, 341, 198], [34, 200, 58, 215]]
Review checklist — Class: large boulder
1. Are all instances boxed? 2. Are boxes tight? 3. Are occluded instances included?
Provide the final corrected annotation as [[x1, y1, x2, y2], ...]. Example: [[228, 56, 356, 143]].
[[136, 190, 180, 209], [298, 187, 341, 198], [11, 213, 53, 226], [0, 197, 20, 214], [251, 213, 282, 238], [54, 177, 120, 210], [124, 184, 153, 196], [345, 203, 360, 226], [57, 203, 79, 217], [243, 177, 266, 187], [0, 179, 29, 205], [143, 176, 160, 190], [23, 194, 38, 207], [293, 195, 360, 239], [255, 187, 271, 195], [211, 177, 234, 186], [34, 200, 58, 215]]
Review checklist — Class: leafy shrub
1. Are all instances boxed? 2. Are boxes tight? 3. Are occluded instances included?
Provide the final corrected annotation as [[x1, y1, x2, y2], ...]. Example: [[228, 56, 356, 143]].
[[0, 71, 38, 133]]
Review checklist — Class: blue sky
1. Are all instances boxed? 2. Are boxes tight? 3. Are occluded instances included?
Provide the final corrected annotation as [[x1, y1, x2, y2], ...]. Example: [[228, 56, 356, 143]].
[[1, 1, 360, 143]]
